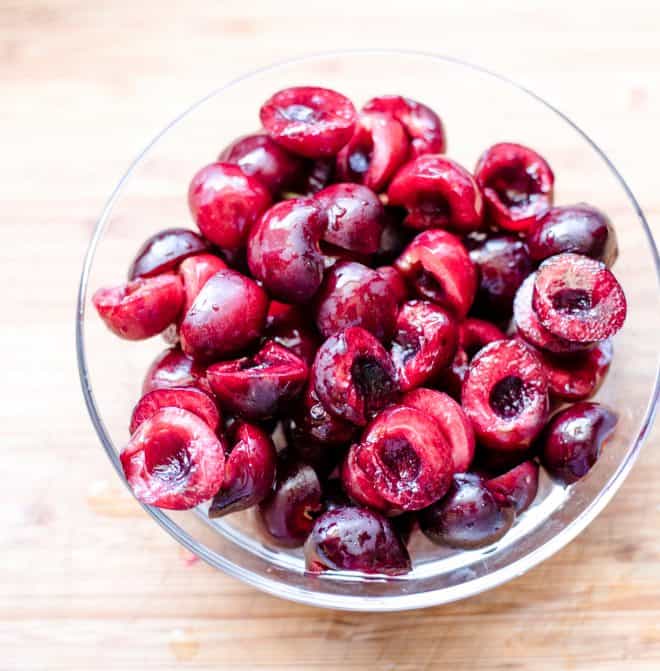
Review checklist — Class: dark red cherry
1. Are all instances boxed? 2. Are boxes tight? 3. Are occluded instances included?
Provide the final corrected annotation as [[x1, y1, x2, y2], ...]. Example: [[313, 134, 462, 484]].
[[128, 228, 211, 280], [344, 405, 454, 512], [335, 112, 408, 192], [527, 203, 618, 267], [178, 253, 228, 314], [539, 402, 618, 483], [459, 318, 506, 359], [142, 346, 212, 396], [208, 422, 277, 517], [388, 155, 483, 232], [390, 301, 458, 391], [419, 473, 514, 549], [401, 388, 475, 473], [315, 182, 384, 255], [129, 387, 220, 434], [395, 229, 477, 318], [247, 198, 326, 303], [468, 234, 533, 321], [362, 95, 446, 156], [260, 86, 357, 159], [312, 327, 398, 427], [257, 460, 323, 547], [180, 269, 268, 361], [484, 460, 539, 513], [305, 506, 411, 575], [188, 162, 271, 251], [218, 133, 306, 194], [475, 142, 554, 232], [314, 261, 397, 342], [206, 341, 308, 420]]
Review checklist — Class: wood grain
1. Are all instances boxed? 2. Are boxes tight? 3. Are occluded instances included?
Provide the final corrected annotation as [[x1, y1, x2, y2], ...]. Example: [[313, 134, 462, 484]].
[[2, 1, 659, 669]]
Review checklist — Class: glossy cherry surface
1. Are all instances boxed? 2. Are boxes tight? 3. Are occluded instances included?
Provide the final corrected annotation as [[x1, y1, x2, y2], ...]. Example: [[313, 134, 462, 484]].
[[305, 506, 411, 575], [484, 460, 539, 513]]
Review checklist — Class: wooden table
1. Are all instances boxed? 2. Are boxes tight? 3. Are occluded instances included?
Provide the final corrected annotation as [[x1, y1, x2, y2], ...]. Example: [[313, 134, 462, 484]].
[[3, 2, 659, 668]]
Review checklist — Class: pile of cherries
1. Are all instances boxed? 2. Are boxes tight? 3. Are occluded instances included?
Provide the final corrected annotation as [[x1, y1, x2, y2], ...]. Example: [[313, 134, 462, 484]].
[[94, 86, 626, 576]]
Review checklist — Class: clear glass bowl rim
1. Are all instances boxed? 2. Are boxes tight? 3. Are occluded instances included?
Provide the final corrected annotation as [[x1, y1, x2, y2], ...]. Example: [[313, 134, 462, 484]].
[[76, 49, 660, 612]]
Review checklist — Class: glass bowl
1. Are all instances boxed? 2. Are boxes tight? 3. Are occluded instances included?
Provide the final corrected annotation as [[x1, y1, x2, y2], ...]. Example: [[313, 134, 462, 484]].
[[77, 50, 660, 611]]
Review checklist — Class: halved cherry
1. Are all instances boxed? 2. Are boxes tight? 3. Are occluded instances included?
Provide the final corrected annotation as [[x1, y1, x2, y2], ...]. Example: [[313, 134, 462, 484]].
[[395, 229, 477, 318], [208, 422, 277, 517], [128, 228, 210, 280], [344, 405, 453, 512], [129, 387, 220, 434], [312, 327, 398, 427], [388, 155, 483, 232], [484, 460, 539, 513], [513, 273, 591, 355], [335, 112, 408, 192], [376, 266, 408, 305], [475, 142, 554, 232], [462, 339, 549, 451], [435, 348, 470, 401], [362, 95, 446, 156], [260, 86, 357, 159], [120, 407, 226, 510], [207, 340, 308, 420], [178, 253, 228, 314], [401, 388, 475, 473], [390, 301, 458, 391], [93, 273, 183, 340], [532, 253, 627, 343]]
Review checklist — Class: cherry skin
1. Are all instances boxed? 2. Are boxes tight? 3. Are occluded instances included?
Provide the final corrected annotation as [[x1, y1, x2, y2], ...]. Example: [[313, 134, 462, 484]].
[[314, 182, 384, 255], [419, 473, 515, 549], [208, 422, 277, 517], [128, 228, 210, 280], [539, 402, 618, 484], [527, 203, 618, 267], [468, 234, 533, 322], [484, 460, 539, 514], [180, 269, 268, 362], [314, 261, 398, 342], [142, 346, 212, 396], [188, 162, 271, 251], [218, 132, 306, 195], [247, 198, 326, 304], [305, 506, 411, 575], [257, 459, 323, 547], [178, 253, 228, 314]]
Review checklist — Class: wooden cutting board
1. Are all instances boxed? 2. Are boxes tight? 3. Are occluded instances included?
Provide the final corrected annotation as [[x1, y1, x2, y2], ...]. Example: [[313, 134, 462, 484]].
[[3, 1, 659, 669]]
